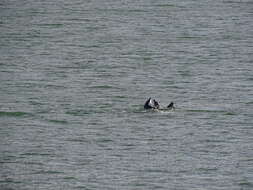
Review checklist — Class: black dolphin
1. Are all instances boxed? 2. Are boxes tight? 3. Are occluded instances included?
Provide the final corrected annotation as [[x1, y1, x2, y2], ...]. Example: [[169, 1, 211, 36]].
[[167, 102, 175, 110], [144, 98, 160, 109], [144, 98, 174, 110]]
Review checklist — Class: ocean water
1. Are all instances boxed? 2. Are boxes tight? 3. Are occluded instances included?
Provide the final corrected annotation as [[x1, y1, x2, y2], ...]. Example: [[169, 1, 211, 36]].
[[0, 0, 253, 189]]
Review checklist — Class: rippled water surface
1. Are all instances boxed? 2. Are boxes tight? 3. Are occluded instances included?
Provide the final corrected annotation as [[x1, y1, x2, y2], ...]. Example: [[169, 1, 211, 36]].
[[1, 0, 253, 189]]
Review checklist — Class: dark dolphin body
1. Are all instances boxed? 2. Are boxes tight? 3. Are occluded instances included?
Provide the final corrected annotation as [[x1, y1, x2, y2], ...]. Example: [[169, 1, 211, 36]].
[[167, 102, 175, 110], [144, 98, 160, 109], [144, 98, 152, 109], [144, 98, 174, 110]]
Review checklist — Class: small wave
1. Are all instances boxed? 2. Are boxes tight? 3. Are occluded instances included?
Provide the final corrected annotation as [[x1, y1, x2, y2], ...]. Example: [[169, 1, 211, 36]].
[[48, 119, 68, 124], [89, 85, 113, 89], [238, 180, 253, 187], [65, 138, 89, 143], [154, 4, 175, 7], [63, 176, 77, 180], [187, 109, 226, 113], [0, 179, 22, 184], [20, 152, 52, 156], [65, 110, 90, 116], [197, 167, 218, 173], [186, 109, 236, 116], [0, 111, 29, 117], [223, 112, 236, 116], [33, 170, 64, 175]]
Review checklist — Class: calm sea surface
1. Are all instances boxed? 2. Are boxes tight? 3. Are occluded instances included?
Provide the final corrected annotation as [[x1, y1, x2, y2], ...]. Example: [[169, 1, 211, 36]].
[[0, 0, 253, 189]]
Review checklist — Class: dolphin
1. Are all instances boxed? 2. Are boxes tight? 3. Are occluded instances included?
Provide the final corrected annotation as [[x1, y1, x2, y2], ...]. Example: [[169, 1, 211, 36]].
[[144, 98, 174, 110], [167, 102, 175, 110], [144, 98, 160, 109]]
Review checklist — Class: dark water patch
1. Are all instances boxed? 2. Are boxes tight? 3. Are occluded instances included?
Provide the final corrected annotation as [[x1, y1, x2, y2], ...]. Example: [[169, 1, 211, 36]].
[[1, 159, 44, 166], [66, 138, 89, 143], [142, 168, 169, 174], [66, 18, 93, 22], [88, 121, 102, 126], [96, 138, 115, 149], [29, 100, 44, 106], [142, 56, 152, 61], [113, 95, 127, 99], [200, 139, 227, 144], [197, 167, 218, 174], [22, 161, 44, 166], [36, 23, 64, 28], [223, 112, 236, 116], [0, 70, 15, 73], [83, 44, 100, 49], [0, 154, 17, 160], [85, 26, 105, 32], [176, 36, 203, 40], [167, 85, 185, 89], [219, 151, 233, 156], [92, 109, 109, 114], [97, 138, 114, 143], [238, 180, 253, 187], [223, 0, 253, 4], [0, 161, 17, 164], [66, 110, 90, 116], [120, 143, 136, 151], [34, 170, 64, 175], [75, 186, 90, 189], [97, 103, 113, 109], [153, 4, 175, 7], [62, 176, 77, 180], [186, 109, 228, 114], [89, 85, 113, 89], [130, 182, 147, 188], [241, 158, 253, 162], [44, 84, 66, 90], [0, 179, 22, 184], [20, 152, 53, 156], [96, 8, 147, 13], [0, 111, 30, 117], [47, 119, 68, 124], [94, 73, 114, 78]]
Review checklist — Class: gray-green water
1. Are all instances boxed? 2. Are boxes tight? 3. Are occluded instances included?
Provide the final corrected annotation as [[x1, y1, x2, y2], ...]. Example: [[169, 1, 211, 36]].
[[1, 0, 253, 189]]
